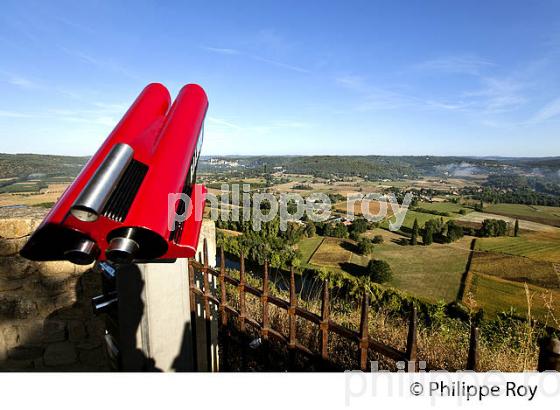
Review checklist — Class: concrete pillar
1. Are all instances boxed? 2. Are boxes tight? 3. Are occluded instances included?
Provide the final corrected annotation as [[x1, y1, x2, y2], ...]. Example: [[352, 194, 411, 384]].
[[117, 220, 217, 371]]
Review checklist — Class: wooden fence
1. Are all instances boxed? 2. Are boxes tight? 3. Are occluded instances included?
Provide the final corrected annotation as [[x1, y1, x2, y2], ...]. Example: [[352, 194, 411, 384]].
[[188, 239, 559, 372]]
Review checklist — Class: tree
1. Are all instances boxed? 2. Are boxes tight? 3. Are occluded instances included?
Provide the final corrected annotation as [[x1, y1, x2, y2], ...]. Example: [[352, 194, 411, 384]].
[[474, 200, 484, 212], [367, 260, 393, 284], [324, 222, 349, 238], [305, 222, 316, 238], [479, 219, 508, 237], [422, 223, 433, 245], [445, 221, 464, 243], [357, 238, 375, 255], [350, 218, 368, 235], [372, 235, 384, 244], [514, 219, 520, 237], [410, 218, 419, 245]]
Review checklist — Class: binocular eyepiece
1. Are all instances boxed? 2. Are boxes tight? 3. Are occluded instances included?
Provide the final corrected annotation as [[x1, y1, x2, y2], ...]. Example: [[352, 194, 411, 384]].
[[20, 83, 208, 266]]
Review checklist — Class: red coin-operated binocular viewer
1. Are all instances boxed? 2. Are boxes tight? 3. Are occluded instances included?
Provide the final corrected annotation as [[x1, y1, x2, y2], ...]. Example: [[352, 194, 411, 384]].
[[21, 83, 208, 265]]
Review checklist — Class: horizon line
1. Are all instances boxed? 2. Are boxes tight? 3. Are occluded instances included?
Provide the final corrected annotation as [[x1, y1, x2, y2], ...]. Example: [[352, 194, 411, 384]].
[[1, 151, 559, 160]]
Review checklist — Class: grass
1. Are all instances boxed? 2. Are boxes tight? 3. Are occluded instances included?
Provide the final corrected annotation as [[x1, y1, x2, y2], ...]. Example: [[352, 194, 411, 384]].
[[381, 209, 452, 231], [309, 237, 353, 267], [372, 236, 471, 302], [469, 251, 559, 289], [0, 183, 68, 207], [333, 199, 395, 218], [297, 236, 324, 265], [469, 273, 560, 321], [484, 203, 560, 227], [415, 201, 472, 215], [225, 262, 542, 371], [310, 229, 472, 303], [304, 227, 560, 319], [475, 232, 560, 263], [0, 181, 45, 193]]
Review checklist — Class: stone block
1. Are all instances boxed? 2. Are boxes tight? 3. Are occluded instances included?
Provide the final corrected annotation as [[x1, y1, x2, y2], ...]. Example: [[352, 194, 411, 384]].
[[0, 236, 27, 256], [79, 347, 108, 370], [14, 299, 38, 319], [7, 345, 44, 360], [42, 319, 67, 343], [39, 273, 77, 295], [67, 320, 86, 342], [17, 320, 44, 346], [0, 277, 25, 292], [76, 339, 102, 351], [0, 295, 37, 319], [2, 325, 19, 348], [0, 335, 6, 361], [38, 261, 78, 279], [0, 256, 35, 280], [43, 341, 77, 366], [1, 359, 34, 370], [85, 319, 105, 339], [0, 218, 35, 238]]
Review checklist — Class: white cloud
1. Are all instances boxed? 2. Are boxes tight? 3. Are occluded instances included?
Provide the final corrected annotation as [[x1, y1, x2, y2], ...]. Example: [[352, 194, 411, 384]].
[[414, 55, 494, 75], [206, 116, 242, 130], [529, 97, 560, 123], [464, 77, 526, 113], [201, 46, 240, 55], [251, 55, 310, 73], [8, 75, 36, 89], [59, 47, 144, 82], [335, 75, 366, 91], [201, 44, 310, 74]]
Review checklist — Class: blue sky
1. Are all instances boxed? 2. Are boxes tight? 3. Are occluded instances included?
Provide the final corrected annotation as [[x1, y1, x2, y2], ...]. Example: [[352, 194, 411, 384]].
[[1, 0, 560, 157]]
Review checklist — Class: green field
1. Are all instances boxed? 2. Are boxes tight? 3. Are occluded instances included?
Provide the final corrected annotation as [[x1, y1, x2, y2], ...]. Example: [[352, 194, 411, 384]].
[[310, 230, 471, 303], [470, 251, 559, 289], [0, 181, 46, 193], [381, 209, 452, 231], [469, 273, 560, 320], [484, 203, 560, 227], [476, 232, 560, 263], [309, 237, 353, 267], [370, 237, 471, 302], [415, 201, 472, 215], [297, 236, 324, 264]]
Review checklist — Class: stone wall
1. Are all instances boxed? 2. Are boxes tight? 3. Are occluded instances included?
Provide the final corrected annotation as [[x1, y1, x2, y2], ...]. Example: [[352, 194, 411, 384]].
[[0, 207, 108, 371]]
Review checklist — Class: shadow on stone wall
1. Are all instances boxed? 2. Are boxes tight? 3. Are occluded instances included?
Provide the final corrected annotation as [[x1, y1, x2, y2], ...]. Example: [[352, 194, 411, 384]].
[[0, 208, 109, 371]]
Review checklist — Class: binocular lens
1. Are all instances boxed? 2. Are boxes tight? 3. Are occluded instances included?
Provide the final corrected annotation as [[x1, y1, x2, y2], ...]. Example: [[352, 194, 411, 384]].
[[106, 236, 140, 264], [64, 238, 100, 265]]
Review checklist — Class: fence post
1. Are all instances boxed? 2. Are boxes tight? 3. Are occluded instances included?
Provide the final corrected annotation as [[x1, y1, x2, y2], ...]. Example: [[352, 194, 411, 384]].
[[219, 246, 227, 327], [538, 337, 560, 371], [405, 305, 418, 372], [359, 292, 369, 371], [218, 246, 229, 369], [238, 251, 246, 333], [261, 260, 270, 370], [238, 251, 247, 370], [466, 324, 479, 371], [288, 266, 297, 370], [320, 280, 330, 365]]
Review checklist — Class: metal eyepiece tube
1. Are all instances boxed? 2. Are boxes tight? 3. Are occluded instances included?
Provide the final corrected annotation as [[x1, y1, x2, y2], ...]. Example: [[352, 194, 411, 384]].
[[70, 143, 134, 222], [64, 238, 100, 265], [106, 231, 140, 264]]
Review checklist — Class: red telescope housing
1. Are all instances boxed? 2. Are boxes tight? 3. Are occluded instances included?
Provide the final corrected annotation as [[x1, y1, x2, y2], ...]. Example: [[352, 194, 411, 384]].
[[20, 83, 208, 265]]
